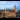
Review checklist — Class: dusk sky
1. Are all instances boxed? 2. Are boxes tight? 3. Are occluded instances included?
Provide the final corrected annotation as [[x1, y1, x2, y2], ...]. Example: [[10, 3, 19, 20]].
[[0, 1, 20, 10]]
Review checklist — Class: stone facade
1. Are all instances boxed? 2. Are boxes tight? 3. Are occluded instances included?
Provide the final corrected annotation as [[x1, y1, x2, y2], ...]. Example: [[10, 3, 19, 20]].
[[3, 5, 16, 18], [0, 5, 17, 18]]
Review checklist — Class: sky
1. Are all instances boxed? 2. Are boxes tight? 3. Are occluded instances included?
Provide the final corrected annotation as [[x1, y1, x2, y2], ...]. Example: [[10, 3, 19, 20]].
[[0, 1, 20, 10]]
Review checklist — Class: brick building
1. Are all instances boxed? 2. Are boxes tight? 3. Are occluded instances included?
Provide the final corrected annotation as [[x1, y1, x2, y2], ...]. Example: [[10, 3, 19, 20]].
[[3, 4, 17, 18], [0, 4, 17, 18]]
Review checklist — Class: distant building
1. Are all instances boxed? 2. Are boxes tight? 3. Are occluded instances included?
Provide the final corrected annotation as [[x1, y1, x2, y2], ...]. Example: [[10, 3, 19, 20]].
[[0, 4, 18, 18], [3, 4, 17, 18]]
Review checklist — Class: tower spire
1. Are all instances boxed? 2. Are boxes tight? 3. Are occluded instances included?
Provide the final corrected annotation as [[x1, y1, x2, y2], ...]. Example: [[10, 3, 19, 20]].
[[14, 4, 16, 12], [14, 4, 16, 8], [4, 7, 6, 13]]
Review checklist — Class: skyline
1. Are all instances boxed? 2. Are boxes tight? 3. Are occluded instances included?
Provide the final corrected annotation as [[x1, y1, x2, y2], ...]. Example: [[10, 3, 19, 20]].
[[0, 1, 20, 10]]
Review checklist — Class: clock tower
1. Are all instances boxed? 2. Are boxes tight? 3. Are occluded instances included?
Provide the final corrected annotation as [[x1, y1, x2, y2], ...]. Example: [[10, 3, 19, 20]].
[[14, 4, 16, 12]]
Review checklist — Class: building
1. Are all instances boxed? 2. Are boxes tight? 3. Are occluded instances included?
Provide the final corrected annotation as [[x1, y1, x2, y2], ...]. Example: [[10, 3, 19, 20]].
[[0, 4, 17, 18], [3, 4, 17, 18]]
